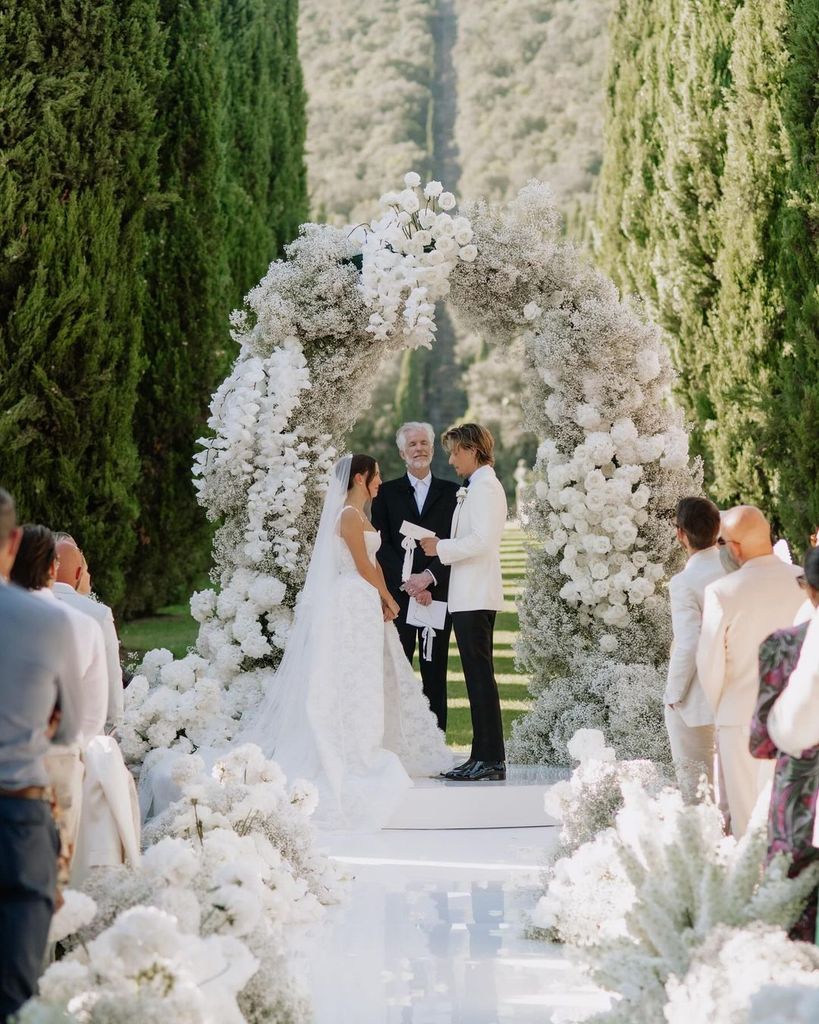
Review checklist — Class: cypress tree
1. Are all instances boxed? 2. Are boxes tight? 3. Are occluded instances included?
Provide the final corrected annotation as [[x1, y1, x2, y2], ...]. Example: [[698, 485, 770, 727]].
[[0, 0, 164, 610], [126, 0, 230, 615], [595, 0, 663, 301], [766, 0, 819, 548], [220, 0, 308, 296], [709, 0, 791, 514], [649, 1, 737, 468]]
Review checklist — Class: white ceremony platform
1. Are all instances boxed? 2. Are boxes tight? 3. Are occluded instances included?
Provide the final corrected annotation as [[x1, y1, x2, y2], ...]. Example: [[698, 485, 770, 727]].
[[307, 771, 610, 1024], [386, 765, 566, 830]]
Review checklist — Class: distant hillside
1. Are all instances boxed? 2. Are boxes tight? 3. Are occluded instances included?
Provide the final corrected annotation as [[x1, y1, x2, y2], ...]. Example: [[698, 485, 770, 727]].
[[453, 0, 611, 224], [298, 0, 435, 225]]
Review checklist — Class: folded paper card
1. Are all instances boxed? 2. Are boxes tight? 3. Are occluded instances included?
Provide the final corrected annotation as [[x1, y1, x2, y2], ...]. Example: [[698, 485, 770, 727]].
[[406, 597, 447, 630], [399, 520, 437, 541]]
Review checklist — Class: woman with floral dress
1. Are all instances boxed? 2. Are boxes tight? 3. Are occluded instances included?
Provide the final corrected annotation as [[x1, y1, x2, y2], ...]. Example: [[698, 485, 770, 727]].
[[750, 547, 819, 941]]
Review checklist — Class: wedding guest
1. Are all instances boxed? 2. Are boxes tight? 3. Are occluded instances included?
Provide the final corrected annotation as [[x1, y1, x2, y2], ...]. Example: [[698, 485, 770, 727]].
[[54, 535, 124, 728], [421, 424, 508, 781], [697, 505, 803, 836], [11, 525, 108, 865], [372, 422, 458, 731], [664, 497, 725, 801], [792, 526, 818, 626], [769, 609, 819, 757], [0, 491, 81, 1020], [749, 547, 819, 941]]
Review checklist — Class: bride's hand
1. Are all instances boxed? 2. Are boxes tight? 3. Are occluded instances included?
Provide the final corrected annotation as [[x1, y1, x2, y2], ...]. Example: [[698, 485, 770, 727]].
[[382, 597, 399, 622]]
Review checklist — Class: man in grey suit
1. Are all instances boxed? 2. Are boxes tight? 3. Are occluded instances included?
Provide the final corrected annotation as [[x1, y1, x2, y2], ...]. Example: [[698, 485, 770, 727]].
[[0, 489, 80, 1020]]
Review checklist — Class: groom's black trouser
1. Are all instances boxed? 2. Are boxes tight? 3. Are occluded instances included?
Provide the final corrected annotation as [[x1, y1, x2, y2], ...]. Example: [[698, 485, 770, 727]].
[[451, 610, 506, 763], [397, 595, 451, 732]]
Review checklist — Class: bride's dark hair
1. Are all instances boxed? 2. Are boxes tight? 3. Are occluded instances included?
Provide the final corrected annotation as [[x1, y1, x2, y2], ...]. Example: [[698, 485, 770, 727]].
[[343, 453, 377, 490]]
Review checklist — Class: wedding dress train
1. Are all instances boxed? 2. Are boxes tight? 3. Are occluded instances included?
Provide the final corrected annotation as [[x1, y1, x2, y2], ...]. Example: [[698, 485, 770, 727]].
[[261, 524, 451, 830]]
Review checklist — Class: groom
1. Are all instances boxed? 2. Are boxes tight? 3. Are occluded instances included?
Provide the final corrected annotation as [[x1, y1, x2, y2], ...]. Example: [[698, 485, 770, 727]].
[[421, 423, 508, 781], [371, 422, 459, 732]]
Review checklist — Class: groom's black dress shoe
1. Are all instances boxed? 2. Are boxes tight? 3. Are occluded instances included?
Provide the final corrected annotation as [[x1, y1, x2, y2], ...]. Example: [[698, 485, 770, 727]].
[[456, 760, 506, 782], [441, 758, 475, 780]]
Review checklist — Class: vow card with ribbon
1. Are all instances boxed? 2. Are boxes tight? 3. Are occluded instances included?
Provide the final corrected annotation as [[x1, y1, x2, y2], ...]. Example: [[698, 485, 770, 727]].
[[398, 520, 437, 583], [406, 597, 448, 662]]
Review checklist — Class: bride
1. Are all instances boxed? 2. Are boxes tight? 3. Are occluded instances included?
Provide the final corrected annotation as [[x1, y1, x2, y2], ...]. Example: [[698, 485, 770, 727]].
[[240, 453, 452, 829]]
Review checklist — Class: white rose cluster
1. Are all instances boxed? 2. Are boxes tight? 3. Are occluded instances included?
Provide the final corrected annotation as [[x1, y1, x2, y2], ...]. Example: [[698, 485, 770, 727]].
[[32, 745, 345, 1024], [23, 906, 258, 1024], [359, 171, 475, 349], [540, 415, 680, 630]]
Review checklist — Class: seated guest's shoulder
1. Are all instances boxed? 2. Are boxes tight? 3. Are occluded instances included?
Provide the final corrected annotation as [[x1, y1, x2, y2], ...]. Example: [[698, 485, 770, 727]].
[[0, 582, 68, 631]]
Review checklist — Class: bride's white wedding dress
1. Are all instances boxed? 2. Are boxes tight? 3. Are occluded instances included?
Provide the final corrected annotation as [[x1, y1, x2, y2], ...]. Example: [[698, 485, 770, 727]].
[[139, 459, 451, 831], [297, 516, 451, 828]]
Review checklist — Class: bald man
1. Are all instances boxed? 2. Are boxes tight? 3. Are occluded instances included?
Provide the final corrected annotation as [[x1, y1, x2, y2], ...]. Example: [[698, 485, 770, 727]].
[[696, 505, 803, 835], [53, 539, 123, 728]]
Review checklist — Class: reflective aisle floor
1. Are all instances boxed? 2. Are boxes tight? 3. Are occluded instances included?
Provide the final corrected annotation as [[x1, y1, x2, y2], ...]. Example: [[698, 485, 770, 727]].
[[307, 827, 608, 1023]]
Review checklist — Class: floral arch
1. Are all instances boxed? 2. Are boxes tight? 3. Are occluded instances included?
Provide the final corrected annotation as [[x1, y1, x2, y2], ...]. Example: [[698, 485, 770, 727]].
[[123, 176, 701, 774]]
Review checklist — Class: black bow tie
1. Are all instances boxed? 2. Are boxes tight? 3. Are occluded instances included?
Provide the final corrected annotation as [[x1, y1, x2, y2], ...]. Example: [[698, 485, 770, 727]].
[[463, 477, 471, 487]]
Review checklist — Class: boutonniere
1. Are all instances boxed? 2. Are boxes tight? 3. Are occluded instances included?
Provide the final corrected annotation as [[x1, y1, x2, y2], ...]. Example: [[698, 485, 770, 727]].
[[456, 486, 468, 504]]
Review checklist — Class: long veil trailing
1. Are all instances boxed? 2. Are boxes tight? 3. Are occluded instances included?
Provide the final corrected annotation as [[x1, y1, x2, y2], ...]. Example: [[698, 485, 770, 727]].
[[237, 455, 354, 800]]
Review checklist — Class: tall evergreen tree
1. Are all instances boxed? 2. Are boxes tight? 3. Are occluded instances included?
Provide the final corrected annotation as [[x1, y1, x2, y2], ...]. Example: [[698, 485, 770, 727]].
[[764, 0, 819, 548], [0, 0, 164, 610], [709, 0, 791, 514], [595, 0, 663, 301], [220, 0, 308, 297], [650, 0, 737, 467], [126, 0, 230, 615]]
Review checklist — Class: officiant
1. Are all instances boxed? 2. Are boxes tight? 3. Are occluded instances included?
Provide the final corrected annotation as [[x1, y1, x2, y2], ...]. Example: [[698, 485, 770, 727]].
[[371, 422, 459, 732]]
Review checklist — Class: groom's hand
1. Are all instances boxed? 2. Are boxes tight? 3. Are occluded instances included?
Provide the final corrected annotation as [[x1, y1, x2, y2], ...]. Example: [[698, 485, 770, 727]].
[[420, 536, 438, 556]]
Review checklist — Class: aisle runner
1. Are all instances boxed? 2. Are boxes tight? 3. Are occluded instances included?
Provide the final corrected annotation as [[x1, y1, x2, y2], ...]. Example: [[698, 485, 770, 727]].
[[307, 827, 608, 1023]]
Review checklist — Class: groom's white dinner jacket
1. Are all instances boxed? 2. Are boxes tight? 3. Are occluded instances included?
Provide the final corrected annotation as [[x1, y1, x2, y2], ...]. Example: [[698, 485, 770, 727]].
[[664, 546, 725, 727], [436, 464, 507, 612]]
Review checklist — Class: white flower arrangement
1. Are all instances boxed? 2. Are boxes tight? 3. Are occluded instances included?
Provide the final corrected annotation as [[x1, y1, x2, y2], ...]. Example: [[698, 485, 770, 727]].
[[359, 174, 474, 350], [447, 182, 700, 763], [536, 772, 819, 1023], [24, 906, 258, 1024], [665, 924, 819, 1024], [48, 890, 98, 944], [542, 728, 669, 860], [39, 745, 342, 1024]]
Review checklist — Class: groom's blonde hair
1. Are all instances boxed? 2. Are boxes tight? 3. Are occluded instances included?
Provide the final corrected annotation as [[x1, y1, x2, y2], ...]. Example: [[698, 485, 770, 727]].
[[441, 423, 495, 466]]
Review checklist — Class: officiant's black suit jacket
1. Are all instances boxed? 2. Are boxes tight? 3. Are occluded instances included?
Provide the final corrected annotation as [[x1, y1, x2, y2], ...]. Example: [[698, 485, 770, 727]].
[[371, 474, 459, 604]]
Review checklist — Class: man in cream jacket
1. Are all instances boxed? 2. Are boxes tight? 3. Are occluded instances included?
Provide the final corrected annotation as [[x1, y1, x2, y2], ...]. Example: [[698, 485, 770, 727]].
[[696, 505, 803, 835], [421, 424, 507, 781], [665, 497, 725, 801]]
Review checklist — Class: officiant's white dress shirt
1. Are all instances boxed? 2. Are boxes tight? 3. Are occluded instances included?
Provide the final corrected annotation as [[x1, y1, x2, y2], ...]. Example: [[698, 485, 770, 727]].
[[408, 471, 431, 514], [437, 465, 507, 612], [54, 581, 123, 727]]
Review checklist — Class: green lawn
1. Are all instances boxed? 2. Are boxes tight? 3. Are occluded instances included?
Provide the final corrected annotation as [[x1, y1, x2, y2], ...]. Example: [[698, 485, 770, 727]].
[[121, 525, 531, 750]]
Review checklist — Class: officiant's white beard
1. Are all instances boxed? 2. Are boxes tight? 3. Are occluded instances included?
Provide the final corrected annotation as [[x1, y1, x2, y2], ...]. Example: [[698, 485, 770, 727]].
[[404, 453, 432, 475]]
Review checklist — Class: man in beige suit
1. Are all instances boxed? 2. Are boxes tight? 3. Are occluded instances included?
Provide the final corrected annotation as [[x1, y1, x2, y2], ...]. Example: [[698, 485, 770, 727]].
[[665, 497, 725, 801], [696, 505, 803, 835]]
